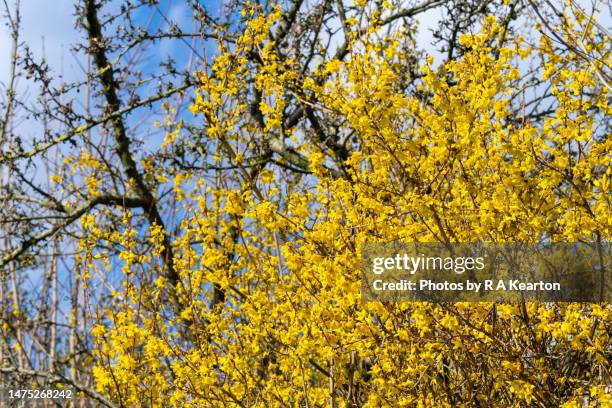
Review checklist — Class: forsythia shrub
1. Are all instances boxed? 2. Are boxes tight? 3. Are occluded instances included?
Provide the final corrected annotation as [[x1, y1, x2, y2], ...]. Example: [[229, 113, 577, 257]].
[[87, 3, 610, 407]]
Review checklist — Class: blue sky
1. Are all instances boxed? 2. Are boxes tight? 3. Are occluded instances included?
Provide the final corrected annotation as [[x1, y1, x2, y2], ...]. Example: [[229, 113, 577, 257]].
[[0, 0, 223, 343], [3, 0, 609, 127], [0, 0, 221, 153]]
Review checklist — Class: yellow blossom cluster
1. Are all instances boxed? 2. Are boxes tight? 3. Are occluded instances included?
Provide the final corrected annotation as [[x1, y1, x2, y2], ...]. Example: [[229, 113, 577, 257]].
[[88, 3, 610, 407]]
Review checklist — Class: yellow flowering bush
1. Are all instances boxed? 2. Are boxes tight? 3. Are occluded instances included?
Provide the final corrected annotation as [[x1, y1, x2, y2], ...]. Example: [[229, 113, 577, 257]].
[[87, 2, 610, 407]]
